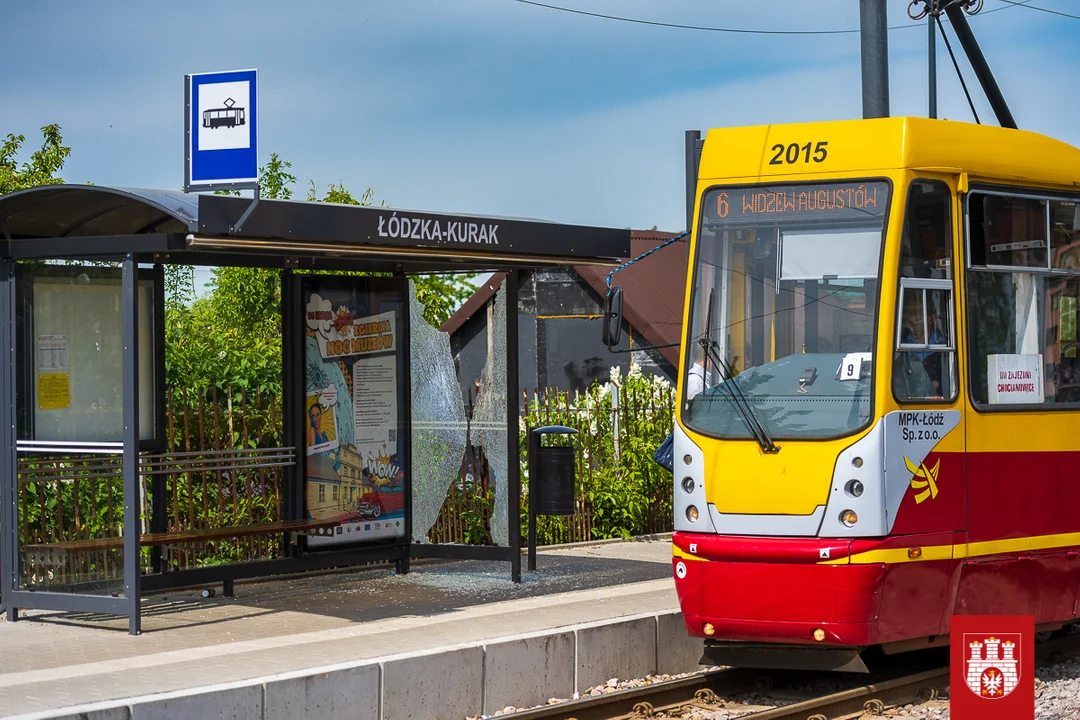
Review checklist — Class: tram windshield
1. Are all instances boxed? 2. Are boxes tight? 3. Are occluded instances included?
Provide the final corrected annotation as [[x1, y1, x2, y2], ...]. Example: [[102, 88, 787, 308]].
[[683, 180, 891, 440]]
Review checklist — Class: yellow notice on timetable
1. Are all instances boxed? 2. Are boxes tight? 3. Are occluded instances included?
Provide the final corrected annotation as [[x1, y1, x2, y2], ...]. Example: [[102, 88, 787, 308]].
[[38, 372, 71, 410]]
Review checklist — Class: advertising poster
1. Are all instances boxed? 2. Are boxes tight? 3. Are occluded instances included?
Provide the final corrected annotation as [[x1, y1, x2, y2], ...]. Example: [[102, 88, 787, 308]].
[[303, 279, 407, 547]]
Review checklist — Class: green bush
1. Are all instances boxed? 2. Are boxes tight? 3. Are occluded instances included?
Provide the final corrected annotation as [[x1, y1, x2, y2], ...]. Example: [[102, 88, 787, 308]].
[[518, 364, 675, 544]]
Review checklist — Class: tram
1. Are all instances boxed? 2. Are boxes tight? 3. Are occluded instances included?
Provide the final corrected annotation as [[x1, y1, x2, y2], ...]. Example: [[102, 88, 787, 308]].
[[663, 116, 1080, 671]]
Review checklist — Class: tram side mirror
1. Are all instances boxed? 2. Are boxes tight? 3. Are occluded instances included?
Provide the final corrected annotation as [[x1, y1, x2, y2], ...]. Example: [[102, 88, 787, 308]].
[[603, 286, 624, 348]]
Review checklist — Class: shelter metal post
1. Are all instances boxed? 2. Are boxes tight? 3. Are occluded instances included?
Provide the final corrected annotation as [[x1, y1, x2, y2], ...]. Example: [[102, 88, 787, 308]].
[[0, 258, 17, 621], [122, 254, 142, 635], [398, 278, 412, 576], [507, 270, 522, 583], [280, 269, 303, 557], [150, 264, 167, 574], [527, 430, 538, 572]]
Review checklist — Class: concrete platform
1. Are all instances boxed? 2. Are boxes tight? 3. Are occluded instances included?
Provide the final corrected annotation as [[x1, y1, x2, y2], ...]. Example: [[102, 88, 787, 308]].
[[0, 537, 702, 720]]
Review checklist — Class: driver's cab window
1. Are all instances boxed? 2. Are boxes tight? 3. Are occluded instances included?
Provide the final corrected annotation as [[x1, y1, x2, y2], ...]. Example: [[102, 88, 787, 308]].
[[894, 180, 957, 402]]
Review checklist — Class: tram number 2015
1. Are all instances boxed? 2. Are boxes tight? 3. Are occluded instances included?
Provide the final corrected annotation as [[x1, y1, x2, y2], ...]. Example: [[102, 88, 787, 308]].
[[769, 141, 828, 165], [901, 428, 940, 442]]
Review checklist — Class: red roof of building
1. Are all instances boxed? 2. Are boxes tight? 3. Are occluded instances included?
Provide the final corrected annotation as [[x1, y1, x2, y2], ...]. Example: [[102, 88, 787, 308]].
[[440, 231, 688, 367], [440, 272, 508, 336]]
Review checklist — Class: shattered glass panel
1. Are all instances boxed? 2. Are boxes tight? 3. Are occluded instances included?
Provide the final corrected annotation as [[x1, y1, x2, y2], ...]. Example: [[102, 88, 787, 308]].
[[409, 280, 468, 543], [470, 286, 509, 546]]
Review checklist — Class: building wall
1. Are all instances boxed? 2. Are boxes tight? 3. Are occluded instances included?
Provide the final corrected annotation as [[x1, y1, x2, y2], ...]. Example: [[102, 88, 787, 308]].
[[449, 270, 676, 402]]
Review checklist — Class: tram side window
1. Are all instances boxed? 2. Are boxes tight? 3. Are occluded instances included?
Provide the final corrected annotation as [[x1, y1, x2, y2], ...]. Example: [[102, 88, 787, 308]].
[[1051, 200, 1080, 271], [969, 194, 1047, 269], [901, 180, 953, 280], [967, 192, 1080, 406], [894, 181, 957, 402]]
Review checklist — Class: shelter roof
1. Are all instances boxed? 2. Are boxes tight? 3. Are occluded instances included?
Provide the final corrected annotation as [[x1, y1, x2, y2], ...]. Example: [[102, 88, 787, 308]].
[[0, 185, 196, 238], [0, 185, 630, 273]]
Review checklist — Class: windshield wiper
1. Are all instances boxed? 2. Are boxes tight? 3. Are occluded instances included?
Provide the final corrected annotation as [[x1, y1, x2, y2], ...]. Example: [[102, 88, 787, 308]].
[[699, 339, 780, 454], [699, 293, 780, 454]]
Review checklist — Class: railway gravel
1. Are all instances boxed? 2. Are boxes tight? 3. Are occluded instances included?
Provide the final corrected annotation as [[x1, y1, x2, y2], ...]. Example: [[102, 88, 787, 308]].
[[472, 669, 721, 717], [856, 659, 1080, 719], [481, 653, 1080, 719], [666, 657, 1080, 720], [475, 634, 1080, 720]]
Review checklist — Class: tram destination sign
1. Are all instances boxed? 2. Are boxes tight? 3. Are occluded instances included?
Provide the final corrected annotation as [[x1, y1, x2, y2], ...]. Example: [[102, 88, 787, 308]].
[[705, 181, 889, 225], [185, 69, 259, 192]]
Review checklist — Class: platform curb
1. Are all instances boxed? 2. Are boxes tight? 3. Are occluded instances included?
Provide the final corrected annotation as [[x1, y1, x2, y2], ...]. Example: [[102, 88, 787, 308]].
[[4, 608, 700, 720]]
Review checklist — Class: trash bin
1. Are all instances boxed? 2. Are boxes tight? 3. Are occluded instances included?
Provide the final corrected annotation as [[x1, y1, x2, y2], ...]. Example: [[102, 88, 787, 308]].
[[530, 425, 578, 516]]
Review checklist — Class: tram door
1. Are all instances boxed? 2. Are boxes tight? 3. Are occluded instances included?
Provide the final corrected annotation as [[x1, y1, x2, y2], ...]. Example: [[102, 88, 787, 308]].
[[884, 178, 966, 641]]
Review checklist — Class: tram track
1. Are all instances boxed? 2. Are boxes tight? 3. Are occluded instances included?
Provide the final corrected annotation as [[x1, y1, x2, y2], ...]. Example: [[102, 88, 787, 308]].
[[502, 664, 945, 720], [504, 630, 1080, 720]]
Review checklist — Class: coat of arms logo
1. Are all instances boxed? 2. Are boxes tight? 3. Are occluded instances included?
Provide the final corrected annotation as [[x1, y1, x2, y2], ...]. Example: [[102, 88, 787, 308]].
[[963, 634, 1022, 699]]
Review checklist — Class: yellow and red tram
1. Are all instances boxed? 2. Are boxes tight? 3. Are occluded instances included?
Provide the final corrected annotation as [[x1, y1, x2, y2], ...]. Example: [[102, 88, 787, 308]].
[[670, 117, 1080, 671]]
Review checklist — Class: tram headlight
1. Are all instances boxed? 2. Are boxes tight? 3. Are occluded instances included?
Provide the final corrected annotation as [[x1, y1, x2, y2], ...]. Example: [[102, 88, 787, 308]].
[[686, 505, 699, 522], [683, 454, 693, 466], [852, 456, 864, 468], [681, 476, 695, 494], [840, 509, 858, 527], [845, 479, 864, 498]]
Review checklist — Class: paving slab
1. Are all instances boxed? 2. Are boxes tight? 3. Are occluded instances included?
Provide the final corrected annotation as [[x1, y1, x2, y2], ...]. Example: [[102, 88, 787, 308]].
[[0, 538, 679, 718]]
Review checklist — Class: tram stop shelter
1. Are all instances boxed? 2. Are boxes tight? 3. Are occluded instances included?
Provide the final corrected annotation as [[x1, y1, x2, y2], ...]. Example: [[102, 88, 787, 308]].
[[0, 186, 629, 634]]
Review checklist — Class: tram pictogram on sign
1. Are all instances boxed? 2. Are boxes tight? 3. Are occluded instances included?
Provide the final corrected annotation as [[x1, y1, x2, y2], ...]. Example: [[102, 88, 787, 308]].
[[202, 97, 246, 130]]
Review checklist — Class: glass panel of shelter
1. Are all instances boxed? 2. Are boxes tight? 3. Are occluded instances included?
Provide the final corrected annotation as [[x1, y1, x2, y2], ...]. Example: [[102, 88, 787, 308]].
[[469, 285, 510, 546], [13, 268, 160, 596], [408, 280, 468, 544]]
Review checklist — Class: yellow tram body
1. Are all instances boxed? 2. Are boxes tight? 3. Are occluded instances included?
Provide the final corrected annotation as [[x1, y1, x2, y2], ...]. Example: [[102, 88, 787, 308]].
[[670, 117, 1080, 669]]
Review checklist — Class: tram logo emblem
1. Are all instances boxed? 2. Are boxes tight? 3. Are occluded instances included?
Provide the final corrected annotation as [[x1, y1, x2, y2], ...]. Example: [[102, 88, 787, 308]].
[[963, 634, 1021, 699], [904, 456, 940, 503]]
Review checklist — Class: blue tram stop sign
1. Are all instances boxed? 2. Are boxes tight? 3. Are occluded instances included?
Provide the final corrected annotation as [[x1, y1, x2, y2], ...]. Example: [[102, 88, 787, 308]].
[[185, 69, 258, 191]]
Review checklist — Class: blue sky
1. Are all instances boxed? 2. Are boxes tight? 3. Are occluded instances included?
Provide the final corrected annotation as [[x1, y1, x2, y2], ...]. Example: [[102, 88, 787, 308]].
[[2, 0, 1078, 236]]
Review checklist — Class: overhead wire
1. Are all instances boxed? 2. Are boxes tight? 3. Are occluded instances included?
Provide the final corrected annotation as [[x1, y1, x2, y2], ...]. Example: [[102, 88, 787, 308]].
[[512, 0, 1028, 36], [935, 14, 982, 124], [992, 0, 1080, 21]]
